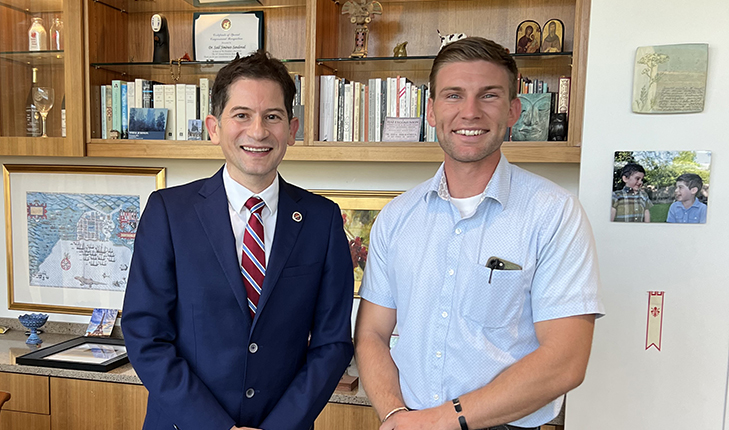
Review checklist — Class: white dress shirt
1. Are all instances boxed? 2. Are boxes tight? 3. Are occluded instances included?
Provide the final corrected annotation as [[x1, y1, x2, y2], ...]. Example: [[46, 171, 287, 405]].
[[222, 165, 279, 266]]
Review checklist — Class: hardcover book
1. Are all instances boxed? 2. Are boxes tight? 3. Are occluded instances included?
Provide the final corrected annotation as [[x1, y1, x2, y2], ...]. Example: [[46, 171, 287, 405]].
[[128, 107, 168, 140]]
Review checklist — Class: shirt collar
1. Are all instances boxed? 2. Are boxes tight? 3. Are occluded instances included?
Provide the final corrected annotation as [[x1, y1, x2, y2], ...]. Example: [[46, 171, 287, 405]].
[[222, 164, 279, 217], [425, 153, 512, 209], [622, 186, 638, 194]]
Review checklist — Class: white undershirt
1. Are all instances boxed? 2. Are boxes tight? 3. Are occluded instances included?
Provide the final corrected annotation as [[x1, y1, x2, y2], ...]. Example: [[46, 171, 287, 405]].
[[222, 165, 279, 266], [450, 194, 482, 218]]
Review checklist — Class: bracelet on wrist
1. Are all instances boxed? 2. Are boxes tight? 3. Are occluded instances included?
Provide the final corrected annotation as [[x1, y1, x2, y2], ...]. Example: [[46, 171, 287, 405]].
[[452, 398, 468, 430], [382, 406, 409, 423]]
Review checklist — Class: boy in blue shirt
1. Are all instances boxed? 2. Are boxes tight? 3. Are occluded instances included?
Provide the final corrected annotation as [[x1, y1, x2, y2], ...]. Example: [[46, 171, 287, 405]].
[[667, 173, 707, 223]]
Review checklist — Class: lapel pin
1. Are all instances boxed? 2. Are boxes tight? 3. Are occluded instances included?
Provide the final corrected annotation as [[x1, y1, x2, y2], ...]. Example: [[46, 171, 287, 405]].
[[292, 211, 302, 222]]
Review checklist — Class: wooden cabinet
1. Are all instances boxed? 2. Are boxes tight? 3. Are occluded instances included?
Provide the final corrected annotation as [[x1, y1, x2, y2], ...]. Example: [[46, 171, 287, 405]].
[[84, 0, 590, 163], [0, 372, 50, 430], [314, 402, 381, 430], [50, 377, 148, 430], [0, 0, 85, 156]]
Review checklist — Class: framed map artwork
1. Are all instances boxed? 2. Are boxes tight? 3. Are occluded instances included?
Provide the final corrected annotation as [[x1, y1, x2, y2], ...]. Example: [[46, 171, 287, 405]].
[[312, 190, 401, 297], [3, 165, 165, 315]]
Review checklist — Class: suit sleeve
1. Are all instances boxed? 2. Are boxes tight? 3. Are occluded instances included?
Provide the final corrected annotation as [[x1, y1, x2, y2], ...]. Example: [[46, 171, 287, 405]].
[[258, 203, 355, 430], [121, 191, 236, 430]]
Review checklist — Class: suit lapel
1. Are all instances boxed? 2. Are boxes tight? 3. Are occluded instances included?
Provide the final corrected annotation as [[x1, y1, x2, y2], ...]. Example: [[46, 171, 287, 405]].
[[253, 177, 304, 328], [195, 168, 252, 328]]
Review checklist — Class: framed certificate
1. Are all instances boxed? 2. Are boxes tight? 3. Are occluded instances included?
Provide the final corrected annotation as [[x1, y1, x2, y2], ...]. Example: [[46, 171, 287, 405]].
[[193, 12, 264, 62], [16, 337, 129, 372]]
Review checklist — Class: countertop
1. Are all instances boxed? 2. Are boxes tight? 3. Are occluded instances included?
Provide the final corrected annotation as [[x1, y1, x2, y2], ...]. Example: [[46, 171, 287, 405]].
[[0, 317, 369, 405]]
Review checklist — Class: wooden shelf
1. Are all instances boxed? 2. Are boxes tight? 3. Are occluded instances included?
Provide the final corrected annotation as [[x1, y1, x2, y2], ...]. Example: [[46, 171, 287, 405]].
[[86, 139, 580, 163]]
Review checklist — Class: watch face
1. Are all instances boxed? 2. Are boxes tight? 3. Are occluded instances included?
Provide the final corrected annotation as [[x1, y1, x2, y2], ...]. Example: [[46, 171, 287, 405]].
[[151, 14, 162, 32]]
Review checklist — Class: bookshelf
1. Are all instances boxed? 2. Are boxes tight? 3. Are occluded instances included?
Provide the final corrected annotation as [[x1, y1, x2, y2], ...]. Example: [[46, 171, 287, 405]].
[[1, 0, 590, 163]]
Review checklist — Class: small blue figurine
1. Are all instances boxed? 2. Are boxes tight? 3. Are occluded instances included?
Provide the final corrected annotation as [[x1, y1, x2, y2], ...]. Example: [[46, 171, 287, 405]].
[[18, 313, 49, 345]]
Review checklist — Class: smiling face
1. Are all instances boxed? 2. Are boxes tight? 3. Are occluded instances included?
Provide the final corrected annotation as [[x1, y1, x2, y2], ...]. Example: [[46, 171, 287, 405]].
[[674, 180, 698, 204], [206, 78, 299, 193], [622, 171, 645, 192], [426, 60, 521, 169]]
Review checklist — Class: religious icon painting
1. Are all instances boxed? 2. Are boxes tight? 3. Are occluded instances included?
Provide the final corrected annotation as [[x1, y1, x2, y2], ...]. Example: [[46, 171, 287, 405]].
[[541, 19, 564, 53], [515, 20, 541, 54]]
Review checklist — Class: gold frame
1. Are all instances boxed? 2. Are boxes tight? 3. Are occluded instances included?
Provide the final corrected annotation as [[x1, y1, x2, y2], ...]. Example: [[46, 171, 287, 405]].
[[4, 164, 166, 315], [312, 190, 401, 297]]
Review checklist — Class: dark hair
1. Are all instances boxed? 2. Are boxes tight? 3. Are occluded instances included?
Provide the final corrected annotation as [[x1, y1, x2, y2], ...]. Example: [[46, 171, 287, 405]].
[[430, 37, 519, 100], [210, 50, 296, 120], [676, 173, 703, 193], [621, 162, 645, 179]]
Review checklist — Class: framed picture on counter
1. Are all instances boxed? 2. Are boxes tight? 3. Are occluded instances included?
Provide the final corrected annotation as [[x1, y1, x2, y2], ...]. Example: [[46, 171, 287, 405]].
[[3, 165, 166, 316], [16, 336, 128, 372], [311, 190, 401, 297]]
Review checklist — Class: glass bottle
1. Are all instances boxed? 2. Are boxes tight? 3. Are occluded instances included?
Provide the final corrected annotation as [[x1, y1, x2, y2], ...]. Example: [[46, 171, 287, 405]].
[[49, 17, 63, 50], [28, 17, 48, 51], [26, 68, 42, 137]]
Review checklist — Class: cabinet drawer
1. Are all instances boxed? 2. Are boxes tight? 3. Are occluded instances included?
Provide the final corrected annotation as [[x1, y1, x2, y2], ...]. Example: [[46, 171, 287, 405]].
[[0, 410, 51, 430], [0, 372, 49, 414]]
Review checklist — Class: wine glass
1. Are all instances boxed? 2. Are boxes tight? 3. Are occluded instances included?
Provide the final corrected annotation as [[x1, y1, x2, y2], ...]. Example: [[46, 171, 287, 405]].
[[32, 87, 54, 138]]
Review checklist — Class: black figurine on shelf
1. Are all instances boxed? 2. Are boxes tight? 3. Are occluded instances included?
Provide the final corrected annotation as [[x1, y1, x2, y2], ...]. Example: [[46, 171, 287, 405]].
[[151, 14, 170, 63], [548, 113, 568, 141]]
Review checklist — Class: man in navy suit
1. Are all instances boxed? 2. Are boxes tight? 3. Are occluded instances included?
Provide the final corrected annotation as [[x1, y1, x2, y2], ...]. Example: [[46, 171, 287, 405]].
[[122, 51, 354, 430]]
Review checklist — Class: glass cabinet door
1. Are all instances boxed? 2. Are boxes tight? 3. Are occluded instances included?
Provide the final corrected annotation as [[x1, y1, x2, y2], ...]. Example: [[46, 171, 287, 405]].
[[0, 0, 83, 155]]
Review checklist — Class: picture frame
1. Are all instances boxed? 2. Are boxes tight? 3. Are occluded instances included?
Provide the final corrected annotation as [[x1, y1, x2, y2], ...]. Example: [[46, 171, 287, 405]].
[[312, 191, 401, 297], [4, 165, 166, 315], [541, 19, 564, 53], [193, 11, 264, 62], [16, 336, 128, 372], [515, 20, 541, 54]]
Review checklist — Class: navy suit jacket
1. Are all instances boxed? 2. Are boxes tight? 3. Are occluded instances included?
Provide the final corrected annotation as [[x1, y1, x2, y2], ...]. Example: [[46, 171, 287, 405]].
[[122, 168, 354, 430]]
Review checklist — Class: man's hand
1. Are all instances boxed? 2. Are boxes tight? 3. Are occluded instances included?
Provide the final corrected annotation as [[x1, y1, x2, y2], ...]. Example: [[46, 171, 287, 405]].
[[379, 407, 455, 430]]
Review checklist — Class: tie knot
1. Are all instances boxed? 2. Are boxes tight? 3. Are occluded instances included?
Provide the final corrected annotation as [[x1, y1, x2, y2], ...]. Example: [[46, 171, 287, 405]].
[[245, 196, 265, 214]]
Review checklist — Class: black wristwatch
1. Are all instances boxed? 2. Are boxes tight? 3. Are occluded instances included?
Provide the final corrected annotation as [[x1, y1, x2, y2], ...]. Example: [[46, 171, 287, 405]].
[[452, 397, 468, 430]]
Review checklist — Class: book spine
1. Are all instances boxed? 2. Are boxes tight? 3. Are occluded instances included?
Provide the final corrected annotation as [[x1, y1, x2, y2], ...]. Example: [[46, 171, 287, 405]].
[[111, 80, 122, 136], [153, 84, 165, 109], [558, 76, 571, 117], [99, 85, 107, 139], [367, 79, 375, 142], [199, 78, 210, 140], [164, 85, 176, 140], [337, 79, 345, 142], [105, 85, 113, 138], [374, 78, 382, 142], [352, 82, 360, 142], [126, 81, 135, 110], [380, 79, 387, 141], [134, 78, 143, 109], [142, 80, 153, 108], [343, 82, 353, 142], [361, 84, 367, 142], [176, 84, 187, 140], [410, 83, 417, 118], [185, 84, 197, 139], [319, 75, 334, 142], [121, 83, 128, 139], [91, 85, 101, 138]]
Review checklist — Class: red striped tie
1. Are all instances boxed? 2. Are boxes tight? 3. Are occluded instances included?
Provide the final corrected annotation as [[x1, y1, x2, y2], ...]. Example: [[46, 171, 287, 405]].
[[242, 197, 266, 318]]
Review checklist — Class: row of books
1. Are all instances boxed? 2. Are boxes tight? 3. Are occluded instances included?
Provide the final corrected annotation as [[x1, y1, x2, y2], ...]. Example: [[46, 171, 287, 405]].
[[518, 75, 550, 94], [319, 75, 437, 143], [518, 75, 571, 118], [95, 78, 213, 141]]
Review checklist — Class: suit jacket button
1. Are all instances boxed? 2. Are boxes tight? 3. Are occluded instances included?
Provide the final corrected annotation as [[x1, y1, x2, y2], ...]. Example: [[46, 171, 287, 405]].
[[246, 388, 255, 398], [249, 342, 258, 353]]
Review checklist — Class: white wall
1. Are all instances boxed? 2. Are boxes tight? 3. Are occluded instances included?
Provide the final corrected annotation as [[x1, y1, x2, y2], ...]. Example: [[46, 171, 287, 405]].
[[0, 155, 578, 324], [568, 1, 729, 428]]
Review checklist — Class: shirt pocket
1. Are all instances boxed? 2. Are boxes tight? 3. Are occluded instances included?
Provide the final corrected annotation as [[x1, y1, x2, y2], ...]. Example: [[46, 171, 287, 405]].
[[461, 263, 527, 329]]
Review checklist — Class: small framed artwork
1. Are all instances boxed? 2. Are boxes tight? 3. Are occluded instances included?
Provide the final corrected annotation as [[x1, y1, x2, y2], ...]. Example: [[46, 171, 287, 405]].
[[193, 11, 264, 61], [16, 336, 128, 372], [85, 308, 119, 337], [515, 20, 541, 54], [541, 19, 564, 53], [311, 191, 401, 297], [4, 165, 166, 315]]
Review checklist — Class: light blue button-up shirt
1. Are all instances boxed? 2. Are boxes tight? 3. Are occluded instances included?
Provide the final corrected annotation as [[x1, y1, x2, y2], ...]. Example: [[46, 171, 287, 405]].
[[359, 155, 604, 427], [666, 198, 707, 223]]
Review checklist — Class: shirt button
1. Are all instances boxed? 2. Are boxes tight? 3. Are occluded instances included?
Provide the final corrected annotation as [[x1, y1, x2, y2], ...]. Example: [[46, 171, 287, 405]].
[[455, 228, 462, 234], [441, 311, 448, 318], [246, 388, 255, 398], [436, 351, 442, 358], [448, 269, 454, 276], [249, 343, 258, 353], [433, 394, 439, 400]]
